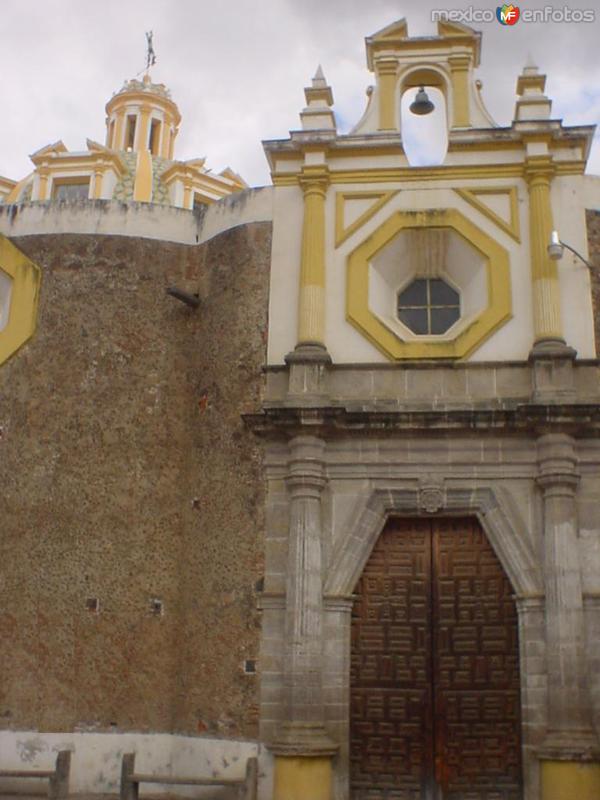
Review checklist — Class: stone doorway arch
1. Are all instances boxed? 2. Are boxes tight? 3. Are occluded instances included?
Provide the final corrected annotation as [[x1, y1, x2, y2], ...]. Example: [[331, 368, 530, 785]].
[[322, 484, 544, 800]]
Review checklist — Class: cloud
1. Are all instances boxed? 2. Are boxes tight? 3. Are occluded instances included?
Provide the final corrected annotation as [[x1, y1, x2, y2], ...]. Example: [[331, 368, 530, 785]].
[[0, 0, 598, 186]]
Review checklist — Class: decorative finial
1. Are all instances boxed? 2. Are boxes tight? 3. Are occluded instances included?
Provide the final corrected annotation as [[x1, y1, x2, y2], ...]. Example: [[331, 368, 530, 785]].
[[312, 65, 327, 88], [145, 31, 157, 73]]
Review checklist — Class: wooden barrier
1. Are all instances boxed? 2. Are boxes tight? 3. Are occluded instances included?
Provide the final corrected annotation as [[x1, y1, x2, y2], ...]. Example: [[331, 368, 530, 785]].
[[0, 750, 70, 799], [120, 753, 257, 800]]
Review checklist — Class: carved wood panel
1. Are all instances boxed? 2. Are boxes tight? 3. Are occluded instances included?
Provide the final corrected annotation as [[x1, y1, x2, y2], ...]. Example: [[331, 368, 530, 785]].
[[350, 517, 522, 800]]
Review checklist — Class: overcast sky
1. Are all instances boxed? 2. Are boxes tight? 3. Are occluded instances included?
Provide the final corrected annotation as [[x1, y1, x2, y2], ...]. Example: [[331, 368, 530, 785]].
[[1, 0, 599, 187]]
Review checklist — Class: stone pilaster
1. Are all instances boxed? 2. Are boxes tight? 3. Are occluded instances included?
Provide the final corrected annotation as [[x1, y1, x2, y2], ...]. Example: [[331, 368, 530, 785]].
[[536, 433, 600, 799], [271, 435, 336, 800]]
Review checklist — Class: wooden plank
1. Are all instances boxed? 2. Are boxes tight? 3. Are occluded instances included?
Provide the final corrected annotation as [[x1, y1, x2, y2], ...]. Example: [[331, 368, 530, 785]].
[[0, 770, 54, 778], [132, 774, 243, 786]]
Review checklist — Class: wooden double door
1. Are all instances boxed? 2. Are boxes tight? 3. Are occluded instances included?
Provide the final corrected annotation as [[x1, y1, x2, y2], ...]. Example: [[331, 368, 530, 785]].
[[350, 517, 522, 800]]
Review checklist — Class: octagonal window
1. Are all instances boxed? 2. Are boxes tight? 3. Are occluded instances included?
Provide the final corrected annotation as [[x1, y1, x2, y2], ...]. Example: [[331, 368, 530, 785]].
[[397, 277, 460, 335]]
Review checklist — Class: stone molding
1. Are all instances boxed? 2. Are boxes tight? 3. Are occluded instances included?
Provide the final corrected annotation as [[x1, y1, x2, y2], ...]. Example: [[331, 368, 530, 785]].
[[324, 484, 542, 598]]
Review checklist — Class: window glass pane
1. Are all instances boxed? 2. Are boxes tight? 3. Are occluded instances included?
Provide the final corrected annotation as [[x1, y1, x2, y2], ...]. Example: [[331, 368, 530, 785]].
[[398, 279, 427, 307], [430, 306, 460, 334], [399, 308, 428, 334], [430, 278, 459, 305], [54, 182, 90, 201]]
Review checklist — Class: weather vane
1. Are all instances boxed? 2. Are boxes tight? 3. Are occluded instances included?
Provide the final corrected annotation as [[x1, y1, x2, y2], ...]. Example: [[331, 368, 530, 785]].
[[145, 31, 157, 71]]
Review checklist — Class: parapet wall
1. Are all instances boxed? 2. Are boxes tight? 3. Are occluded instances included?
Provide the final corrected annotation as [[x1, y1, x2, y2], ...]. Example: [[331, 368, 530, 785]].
[[0, 187, 273, 245]]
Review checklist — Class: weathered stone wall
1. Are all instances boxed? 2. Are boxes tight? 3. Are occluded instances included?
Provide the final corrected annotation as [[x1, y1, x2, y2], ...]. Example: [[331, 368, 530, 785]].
[[0, 222, 271, 738], [586, 209, 600, 354]]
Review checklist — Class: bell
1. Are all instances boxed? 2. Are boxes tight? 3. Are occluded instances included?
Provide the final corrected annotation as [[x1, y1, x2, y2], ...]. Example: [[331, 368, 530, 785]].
[[409, 86, 434, 115]]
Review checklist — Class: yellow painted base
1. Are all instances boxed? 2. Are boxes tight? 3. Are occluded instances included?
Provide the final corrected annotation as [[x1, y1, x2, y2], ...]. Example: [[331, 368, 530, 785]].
[[541, 760, 600, 800], [273, 755, 332, 800]]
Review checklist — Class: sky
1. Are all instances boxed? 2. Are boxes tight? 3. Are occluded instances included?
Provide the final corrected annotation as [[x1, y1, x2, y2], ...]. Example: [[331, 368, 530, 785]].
[[1, 0, 599, 187]]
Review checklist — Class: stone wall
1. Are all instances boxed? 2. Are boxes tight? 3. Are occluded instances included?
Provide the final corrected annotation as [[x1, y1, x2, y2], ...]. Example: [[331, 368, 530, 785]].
[[0, 222, 271, 738], [586, 209, 600, 354]]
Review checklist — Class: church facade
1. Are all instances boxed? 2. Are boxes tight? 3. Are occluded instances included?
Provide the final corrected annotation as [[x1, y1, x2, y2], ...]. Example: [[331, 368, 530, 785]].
[[1, 18, 600, 800]]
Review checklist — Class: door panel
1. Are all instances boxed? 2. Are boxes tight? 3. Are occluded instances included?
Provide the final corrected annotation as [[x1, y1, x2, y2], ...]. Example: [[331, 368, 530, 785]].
[[350, 520, 433, 799], [350, 517, 522, 800]]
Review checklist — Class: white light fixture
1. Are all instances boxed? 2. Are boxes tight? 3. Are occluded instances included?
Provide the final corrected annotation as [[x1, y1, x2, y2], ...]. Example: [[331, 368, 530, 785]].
[[547, 230, 593, 268]]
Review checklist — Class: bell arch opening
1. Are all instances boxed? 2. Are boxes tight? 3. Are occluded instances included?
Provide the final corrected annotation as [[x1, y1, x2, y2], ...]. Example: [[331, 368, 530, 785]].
[[400, 85, 448, 167]]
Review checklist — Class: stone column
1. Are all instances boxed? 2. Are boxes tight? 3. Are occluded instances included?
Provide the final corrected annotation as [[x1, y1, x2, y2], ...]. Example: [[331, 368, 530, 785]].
[[113, 110, 125, 150], [286, 166, 331, 401], [526, 157, 577, 401], [525, 158, 564, 348], [37, 165, 50, 201], [93, 164, 104, 199], [537, 433, 600, 800], [137, 104, 152, 151], [296, 167, 329, 350], [271, 435, 337, 800]]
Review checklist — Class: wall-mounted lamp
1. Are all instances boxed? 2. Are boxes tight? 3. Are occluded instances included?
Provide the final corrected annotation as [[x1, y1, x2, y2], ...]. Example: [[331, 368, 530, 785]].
[[548, 230, 593, 268]]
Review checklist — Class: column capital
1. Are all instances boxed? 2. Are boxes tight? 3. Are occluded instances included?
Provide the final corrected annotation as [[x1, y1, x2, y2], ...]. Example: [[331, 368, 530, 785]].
[[298, 166, 330, 196], [373, 55, 399, 76], [537, 433, 580, 492], [448, 53, 471, 70], [525, 155, 556, 184], [286, 435, 327, 494]]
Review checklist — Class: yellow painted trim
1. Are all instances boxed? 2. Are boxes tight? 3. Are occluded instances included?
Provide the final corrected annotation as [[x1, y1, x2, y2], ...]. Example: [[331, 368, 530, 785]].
[[0, 235, 41, 366], [540, 760, 600, 800], [273, 162, 525, 187], [6, 175, 32, 204], [37, 169, 49, 201], [137, 105, 152, 153], [106, 91, 181, 126], [448, 55, 471, 128], [375, 59, 399, 131], [455, 186, 521, 242], [273, 756, 332, 800], [93, 168, 104, 199], [133, 150, 153, 202], [346, 208, 512, 360], [335, 190, 399, 247]]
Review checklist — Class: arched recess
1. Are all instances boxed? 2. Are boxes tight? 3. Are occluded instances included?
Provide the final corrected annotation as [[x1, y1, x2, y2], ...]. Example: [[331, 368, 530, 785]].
[[399, 66, 450, 167], [324, 485, 542, 599], [322, 484, 544, 800]]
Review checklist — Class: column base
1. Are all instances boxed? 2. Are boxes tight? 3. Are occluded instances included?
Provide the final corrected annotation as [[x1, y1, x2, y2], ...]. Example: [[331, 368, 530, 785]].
[[285, 343, 332, 403], [538, 732, 600, 800], [540, 759, 600, 800], [529, 341, 577, 402], [273, 754, 333, 800], [270, 722, 338, 800]]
